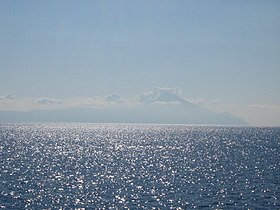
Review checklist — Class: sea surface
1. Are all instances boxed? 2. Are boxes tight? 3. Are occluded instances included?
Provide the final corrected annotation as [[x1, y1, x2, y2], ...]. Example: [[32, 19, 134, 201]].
[[0, 123, 279, 209]]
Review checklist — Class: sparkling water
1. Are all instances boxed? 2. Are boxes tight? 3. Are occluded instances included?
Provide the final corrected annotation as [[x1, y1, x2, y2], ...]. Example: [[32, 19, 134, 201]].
[[0, 123, 279, 209]]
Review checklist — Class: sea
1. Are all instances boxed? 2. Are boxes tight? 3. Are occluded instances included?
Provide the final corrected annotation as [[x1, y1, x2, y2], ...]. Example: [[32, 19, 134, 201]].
[[0, 123, 279, 209]]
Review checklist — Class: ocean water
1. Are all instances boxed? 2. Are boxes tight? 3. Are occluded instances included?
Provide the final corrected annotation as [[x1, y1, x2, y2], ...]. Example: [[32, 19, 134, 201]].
[[0, 123, 279, 209]]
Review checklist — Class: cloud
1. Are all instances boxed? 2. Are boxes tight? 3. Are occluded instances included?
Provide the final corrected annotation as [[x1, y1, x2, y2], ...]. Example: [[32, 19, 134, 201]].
[[1, 88, 188, 111], [0, 94, 15, 100], [188, 97, 219, 106], [68, 97, 110, 108], [249, 104, 280, 109], [104, 94, 122, 102], [31, 95, 134, 109], [34, 98, 63, 105], [0, 88, 221, 111], [138, 87, 186, 105]]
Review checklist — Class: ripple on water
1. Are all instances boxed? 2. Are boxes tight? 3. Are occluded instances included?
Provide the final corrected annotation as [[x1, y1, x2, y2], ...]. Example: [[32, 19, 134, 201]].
[[0, 123, 279, 209]]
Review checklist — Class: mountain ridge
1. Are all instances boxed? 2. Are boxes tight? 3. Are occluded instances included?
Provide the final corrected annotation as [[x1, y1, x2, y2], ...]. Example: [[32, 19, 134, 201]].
[[0, 105, 247, 125], [0, 88, 248, 125]]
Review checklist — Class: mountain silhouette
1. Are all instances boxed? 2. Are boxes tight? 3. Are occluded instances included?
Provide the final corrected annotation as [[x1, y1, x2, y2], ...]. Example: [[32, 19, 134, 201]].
[[0, 91, 247, 125]]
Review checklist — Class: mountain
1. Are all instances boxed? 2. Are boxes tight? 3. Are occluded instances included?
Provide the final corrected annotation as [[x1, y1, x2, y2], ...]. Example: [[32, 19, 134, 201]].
[[0, 88, 247, 125], [0, 106, 247, 125]]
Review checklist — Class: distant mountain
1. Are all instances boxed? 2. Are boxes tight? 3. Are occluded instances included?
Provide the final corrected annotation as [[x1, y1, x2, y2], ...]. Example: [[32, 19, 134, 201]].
[[0, 89, 247, 125], [0, 106, 247, 125]]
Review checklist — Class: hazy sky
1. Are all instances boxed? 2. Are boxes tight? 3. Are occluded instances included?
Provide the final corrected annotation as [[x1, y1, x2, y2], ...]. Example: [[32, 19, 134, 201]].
[[0, 0, 280, 125]]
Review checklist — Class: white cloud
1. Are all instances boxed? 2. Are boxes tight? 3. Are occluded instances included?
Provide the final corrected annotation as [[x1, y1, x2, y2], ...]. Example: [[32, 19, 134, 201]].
[[248, 104, 280, 109], [0, 87, 200, 112], [104, 94, 122, 102], [138, 87, 185, 104], [188, 97, 219, 106], [69, 97, 111, 108], [29, 95, 135, 110], [0, 94, 15, 100], [33, 98, 63, 105]]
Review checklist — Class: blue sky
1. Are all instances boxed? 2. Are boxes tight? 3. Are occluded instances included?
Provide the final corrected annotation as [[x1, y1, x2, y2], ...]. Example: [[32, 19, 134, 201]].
[[0, 0, 280, 125]]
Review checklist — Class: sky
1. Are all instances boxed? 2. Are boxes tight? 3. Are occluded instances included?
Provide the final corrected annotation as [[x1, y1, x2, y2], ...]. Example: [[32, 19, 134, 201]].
[[0, 0, 280, 125]]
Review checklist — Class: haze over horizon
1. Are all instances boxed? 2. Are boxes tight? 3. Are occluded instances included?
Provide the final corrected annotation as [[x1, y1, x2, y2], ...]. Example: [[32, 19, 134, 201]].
[[1, 1, 280, 125]]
